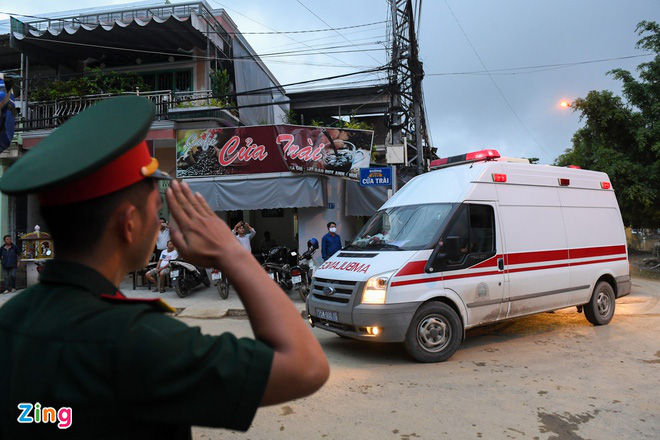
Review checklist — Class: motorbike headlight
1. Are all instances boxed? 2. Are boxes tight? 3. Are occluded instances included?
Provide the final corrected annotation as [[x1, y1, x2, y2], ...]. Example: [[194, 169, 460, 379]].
[[361, 271, 394, 305]]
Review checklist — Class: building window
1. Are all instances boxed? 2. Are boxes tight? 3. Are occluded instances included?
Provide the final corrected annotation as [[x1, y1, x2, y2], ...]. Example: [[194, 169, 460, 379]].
[[139, 69, 192, 92]]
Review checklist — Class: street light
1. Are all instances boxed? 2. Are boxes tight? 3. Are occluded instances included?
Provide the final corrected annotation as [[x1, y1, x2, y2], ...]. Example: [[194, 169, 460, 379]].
[[560, 100, 571, 108]]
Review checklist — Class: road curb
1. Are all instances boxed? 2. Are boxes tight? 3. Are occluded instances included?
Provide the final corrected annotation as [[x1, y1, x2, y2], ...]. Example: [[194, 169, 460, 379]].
[[176, 308, 228, 319], [174, 307, 308, 319]]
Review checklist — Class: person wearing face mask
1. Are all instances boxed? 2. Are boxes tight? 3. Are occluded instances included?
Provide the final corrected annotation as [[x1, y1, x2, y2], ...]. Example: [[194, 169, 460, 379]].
[[321, 222, 342, 262]]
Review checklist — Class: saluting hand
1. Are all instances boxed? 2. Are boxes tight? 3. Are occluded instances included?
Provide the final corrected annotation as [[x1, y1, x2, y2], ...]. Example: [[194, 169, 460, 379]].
[[166, 180, 247, 269]]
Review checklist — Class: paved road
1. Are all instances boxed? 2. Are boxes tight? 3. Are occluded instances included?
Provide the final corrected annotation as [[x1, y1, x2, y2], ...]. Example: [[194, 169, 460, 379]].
[[186, 278, 659, 440]]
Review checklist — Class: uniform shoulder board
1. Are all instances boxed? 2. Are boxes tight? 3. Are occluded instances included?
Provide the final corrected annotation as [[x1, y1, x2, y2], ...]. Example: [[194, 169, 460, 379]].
[[100, 292, 176, 313]]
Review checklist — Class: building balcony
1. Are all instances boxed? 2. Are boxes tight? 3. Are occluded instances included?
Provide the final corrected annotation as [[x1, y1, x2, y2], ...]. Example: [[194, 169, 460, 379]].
[[17, 89, 238, 132]]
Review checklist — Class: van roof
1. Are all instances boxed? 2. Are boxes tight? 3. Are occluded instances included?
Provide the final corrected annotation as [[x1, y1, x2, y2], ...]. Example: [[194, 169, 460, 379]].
[[381, 161, 613, 209]]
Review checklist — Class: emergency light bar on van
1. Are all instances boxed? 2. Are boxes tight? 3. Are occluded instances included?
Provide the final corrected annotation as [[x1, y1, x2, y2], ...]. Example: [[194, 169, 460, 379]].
[[430, 149, 500, 169]]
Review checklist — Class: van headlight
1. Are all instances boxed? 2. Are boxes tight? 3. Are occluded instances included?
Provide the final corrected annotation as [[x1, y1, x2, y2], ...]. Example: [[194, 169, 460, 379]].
[[361, 271, 394, 305]]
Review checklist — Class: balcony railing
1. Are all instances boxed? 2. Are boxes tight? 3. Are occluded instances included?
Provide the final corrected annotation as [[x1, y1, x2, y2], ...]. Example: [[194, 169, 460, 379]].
[[18, 89, 238, 131], [21, 90, 178, 131]]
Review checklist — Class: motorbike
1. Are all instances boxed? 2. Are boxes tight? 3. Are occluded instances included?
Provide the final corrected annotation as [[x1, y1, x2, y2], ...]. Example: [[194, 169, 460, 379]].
[[262, 238, 319, 302], [296, 238, 319, 301], [170, 260, 211, 298], [210, 268, 230, 299]]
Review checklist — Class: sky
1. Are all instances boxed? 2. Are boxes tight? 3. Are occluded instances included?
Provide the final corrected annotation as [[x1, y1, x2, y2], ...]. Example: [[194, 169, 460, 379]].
[[2, 0, 658, 164]]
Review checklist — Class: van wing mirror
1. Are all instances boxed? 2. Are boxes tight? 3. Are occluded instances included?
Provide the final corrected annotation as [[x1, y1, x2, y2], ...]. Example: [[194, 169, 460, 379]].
[[425, 236, 462, 273]]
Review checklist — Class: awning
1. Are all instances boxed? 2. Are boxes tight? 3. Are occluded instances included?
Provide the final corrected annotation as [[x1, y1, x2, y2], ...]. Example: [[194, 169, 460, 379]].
[[10, 4, 229, 68], [187, 173, 326, 211], [345, 180, 388, 217]]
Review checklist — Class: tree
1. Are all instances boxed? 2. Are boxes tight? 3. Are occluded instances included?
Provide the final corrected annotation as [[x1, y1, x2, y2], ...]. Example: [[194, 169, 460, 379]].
[[555, 21, 660, 228]]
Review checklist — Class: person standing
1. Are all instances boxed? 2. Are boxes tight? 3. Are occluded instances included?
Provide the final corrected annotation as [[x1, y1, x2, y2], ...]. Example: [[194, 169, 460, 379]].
[[0, 234, 20, 293], [145, 240, 178, 293], [155, 217, 170, 256], [322, 222, 342, 261], [0, 96, 328, 438], [260, 231, 277, 252], [233, 221, 256, 253]]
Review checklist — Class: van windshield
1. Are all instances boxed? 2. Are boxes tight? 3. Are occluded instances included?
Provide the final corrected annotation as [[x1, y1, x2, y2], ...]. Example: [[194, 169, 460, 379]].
[[347, 203, 454, 251]]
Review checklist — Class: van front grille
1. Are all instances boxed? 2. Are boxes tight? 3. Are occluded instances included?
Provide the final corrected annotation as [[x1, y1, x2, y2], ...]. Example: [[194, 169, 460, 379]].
[[311, 277, 361, 305]]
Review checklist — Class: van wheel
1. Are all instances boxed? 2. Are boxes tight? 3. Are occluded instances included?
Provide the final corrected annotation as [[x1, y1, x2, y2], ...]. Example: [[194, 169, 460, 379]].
[[404, 302, 462, 363], [584, 281, 615, 325]]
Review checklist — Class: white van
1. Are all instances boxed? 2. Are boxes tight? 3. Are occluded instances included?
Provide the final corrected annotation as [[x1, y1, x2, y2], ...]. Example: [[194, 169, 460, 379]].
[[307, 150, 631, 362]]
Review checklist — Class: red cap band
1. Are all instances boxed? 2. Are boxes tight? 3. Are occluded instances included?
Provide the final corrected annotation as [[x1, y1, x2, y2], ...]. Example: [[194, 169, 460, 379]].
[[38, 141, 152, 206]]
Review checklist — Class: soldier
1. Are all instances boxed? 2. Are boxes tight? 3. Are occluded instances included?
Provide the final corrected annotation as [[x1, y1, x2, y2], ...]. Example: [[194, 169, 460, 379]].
[[0, 96, 328, 438]]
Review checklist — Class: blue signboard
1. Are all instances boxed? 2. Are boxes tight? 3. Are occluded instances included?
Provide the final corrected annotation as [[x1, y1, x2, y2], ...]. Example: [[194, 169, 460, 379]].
[[359, 167, 392, 187]]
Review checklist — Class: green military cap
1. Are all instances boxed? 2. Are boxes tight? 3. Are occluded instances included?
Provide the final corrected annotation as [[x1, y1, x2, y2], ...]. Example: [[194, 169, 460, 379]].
[[0, 96, 171, 206]]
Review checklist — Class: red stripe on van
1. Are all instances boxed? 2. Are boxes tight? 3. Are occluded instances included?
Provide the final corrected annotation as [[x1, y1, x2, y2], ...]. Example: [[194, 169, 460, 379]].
[[391, 276, 443, 287], [506, 262, 569, 274], [569, 245, 626, 259], [395, 260, 427, 277], [390, 246, 626, 279], [506, 249, 569, 265], [570, 256, 627, 267], [390, 257, 627, 287], [442, 270, 502, 281]]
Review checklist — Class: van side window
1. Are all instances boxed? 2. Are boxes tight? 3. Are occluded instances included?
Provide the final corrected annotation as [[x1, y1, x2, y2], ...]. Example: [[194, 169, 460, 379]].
[[469, 204, 495, 254], [444, 204, 496, 269]]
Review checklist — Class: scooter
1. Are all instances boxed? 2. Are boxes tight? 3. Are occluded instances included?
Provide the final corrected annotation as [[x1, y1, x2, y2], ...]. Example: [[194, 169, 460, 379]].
[[292, 238, 319, 302], [262, 245, 299, 297], [170, 260, 211, 298], [210, 268, 230, 299]]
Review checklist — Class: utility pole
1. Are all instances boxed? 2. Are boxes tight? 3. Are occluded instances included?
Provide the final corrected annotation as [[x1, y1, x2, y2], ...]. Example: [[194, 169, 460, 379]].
[[386, 0, 432, 177]]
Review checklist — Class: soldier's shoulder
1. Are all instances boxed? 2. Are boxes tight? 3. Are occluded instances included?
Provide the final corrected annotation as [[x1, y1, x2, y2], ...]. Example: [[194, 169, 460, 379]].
[[98, 293, 176, 314]]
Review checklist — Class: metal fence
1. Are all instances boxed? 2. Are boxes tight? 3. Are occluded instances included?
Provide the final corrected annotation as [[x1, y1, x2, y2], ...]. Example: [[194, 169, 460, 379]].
[[20, 90, 174, 131]]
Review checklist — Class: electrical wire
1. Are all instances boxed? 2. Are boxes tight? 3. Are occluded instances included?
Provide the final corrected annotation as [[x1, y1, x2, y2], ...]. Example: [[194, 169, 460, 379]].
[[294, 0, 382, 65], [426, 54, 653, 77], [19, 35, 387, 62], [207, 0, 360, 70], [443, 0, 549, 158]]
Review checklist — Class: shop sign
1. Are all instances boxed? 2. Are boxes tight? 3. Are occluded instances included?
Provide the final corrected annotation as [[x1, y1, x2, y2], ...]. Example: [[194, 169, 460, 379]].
[[176, 125, 373, 180], [359, 167, 392, 187]]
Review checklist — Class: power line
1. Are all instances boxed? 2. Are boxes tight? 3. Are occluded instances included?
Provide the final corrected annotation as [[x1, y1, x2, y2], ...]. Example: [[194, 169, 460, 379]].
[[294, 0, 382, 65], [20, 35, 387, 62], [207, 0, 360, 70], [236, 20, 386, 35], [23, 63, 388, 99], [443, 0, 549, 158], [426, 54, 653, 77]]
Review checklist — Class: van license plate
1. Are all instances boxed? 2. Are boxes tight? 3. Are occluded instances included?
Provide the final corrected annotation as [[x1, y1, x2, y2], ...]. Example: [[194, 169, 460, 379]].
[[292, 275, 302, 284], [171, 270, 179, 278], [316, 309, 338, 322]]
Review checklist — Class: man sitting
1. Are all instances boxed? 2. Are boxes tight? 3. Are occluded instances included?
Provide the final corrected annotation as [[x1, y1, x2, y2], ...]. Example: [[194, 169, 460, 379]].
[[145, 240, 178, 292]]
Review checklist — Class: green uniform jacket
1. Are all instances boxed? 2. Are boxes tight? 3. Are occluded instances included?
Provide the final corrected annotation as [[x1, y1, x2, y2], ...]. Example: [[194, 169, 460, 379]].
[[0, 260, 273, 439]]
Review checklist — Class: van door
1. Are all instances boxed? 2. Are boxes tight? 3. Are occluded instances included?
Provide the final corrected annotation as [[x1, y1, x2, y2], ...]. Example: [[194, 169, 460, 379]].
[[440, 203, 505, 327], [498, 203, 571, 318]]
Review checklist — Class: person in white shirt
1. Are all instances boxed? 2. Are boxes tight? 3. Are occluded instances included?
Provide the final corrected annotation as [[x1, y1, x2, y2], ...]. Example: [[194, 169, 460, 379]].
[[145, 240, 178, 292], [233, 221, 256, 253], [155, 217, 170, 259]]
